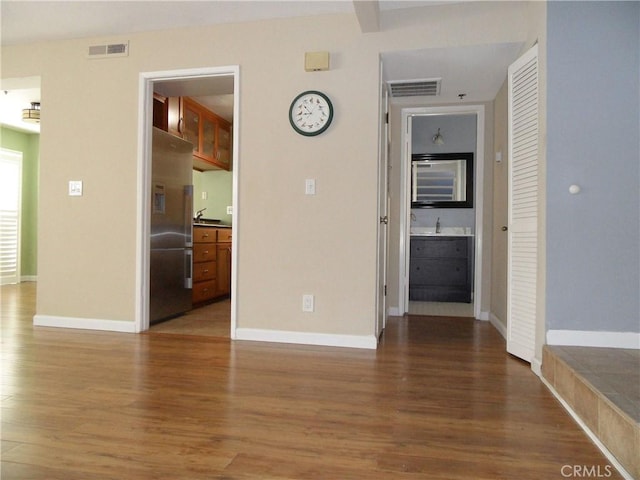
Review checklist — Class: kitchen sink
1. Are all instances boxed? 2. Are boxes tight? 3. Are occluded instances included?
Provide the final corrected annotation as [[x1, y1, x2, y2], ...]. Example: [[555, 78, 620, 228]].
[[193, 218, 221, 225]]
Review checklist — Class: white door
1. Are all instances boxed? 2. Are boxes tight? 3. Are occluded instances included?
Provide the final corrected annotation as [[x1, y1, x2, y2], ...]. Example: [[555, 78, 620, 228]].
[[506, 44, 539, 362], [376, 68, 390, 339], [0, 149, 23, 285]]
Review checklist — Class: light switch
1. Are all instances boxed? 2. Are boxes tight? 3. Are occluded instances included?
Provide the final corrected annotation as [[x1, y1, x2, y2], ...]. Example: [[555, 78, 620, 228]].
[[305, 179, 316, 195], [68, 180, 83, 196]]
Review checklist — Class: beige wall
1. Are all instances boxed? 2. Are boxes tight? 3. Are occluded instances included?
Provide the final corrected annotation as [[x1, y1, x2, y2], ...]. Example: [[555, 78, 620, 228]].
[[1, 2, 536, 341]]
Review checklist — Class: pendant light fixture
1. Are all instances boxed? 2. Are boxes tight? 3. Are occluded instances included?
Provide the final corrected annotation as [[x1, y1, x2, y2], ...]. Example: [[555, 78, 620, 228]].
[[22, 102, 40, 123], [432, 128, 444, 145]]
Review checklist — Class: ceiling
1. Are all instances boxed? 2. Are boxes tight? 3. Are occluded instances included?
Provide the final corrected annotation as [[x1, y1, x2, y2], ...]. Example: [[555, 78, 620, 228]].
[[0, 1, 522, 134]]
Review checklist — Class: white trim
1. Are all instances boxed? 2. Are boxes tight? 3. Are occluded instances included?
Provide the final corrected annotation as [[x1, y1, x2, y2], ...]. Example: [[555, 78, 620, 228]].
[[20, 275, 37, 282], [388, 306, 402, 317], [399, 105, 485, 318], [34, 315, 136, 333], [531, 356, 542, 377], [235, 328, 378, 350], [546, 330, 640, 349], [540, 377, 633, 480], [489, 312, 507, 339], [136, 66, 240, 335]]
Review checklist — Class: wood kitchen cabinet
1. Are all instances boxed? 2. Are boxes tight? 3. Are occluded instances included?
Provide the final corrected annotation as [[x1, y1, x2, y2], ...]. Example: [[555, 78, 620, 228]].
[[192, 226, 217, 304], [215, 229, 232, 298], [158, 96, 231, 172], [192, 226, 232, 304], [152, 93, 169, 131], [409, 236, 472, 303]]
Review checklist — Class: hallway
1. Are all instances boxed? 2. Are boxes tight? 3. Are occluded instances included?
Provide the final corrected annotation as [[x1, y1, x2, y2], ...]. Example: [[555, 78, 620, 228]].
[[1, 282, 621, 479]]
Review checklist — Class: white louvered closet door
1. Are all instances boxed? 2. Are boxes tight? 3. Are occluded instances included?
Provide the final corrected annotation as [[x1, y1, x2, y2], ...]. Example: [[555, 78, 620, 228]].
[[506, 45, 539, 362], [0, 149, 22, 285]]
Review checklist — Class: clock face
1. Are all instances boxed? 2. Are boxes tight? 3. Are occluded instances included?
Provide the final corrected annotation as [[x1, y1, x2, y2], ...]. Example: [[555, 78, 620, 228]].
[[289, 91, 333, 136]]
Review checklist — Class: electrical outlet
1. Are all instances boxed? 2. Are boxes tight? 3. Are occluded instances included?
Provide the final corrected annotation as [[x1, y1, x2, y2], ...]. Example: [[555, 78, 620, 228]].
[[226, 206, 233, 215], [302, 294, 314, 312], [305, 179, 316, 195], [201, 191, 208, 200]]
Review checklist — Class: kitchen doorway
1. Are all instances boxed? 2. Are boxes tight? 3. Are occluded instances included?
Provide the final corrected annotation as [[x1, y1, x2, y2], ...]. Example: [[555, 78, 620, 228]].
[[136, 66, 239, 338], [398, 105, 486, 320]]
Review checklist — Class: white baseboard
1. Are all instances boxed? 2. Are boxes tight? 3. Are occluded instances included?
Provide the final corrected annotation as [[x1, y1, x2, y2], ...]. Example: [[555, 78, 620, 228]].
[[476, 310, 490, 321], [21, 275, 37, 282], [547, 330, 640, 349], [531, 356, 542, 377], [234, 328, 378, 350], [489, 312, 507, 339], [33, 314, 136, 333], [388, 306, 402, 317]]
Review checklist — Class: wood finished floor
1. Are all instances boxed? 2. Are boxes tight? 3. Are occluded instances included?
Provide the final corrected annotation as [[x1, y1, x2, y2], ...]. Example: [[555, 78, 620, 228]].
[[1, 283, 622, 479]]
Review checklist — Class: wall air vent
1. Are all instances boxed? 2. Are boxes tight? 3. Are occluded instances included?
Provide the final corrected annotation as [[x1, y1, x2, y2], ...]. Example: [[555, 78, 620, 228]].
[[388, 78, 441, 98], [87, 41, 129, 59]]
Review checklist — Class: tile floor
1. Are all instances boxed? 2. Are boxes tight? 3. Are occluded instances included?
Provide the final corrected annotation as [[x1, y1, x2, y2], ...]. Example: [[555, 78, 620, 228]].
[[542, 345, 640, 479], [549, 346, 639, 422]]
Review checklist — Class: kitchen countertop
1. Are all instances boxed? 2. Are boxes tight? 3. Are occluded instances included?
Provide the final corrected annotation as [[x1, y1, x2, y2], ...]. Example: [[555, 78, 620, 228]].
[[193, 223, 232, 228], [411, 233, 474, 237], [410, 227, 473, 237]]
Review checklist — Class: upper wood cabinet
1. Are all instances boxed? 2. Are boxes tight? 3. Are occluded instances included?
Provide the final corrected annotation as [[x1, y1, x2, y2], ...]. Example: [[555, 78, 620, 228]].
[[154, 95, 232, 172], [152, 93, 169, 131]]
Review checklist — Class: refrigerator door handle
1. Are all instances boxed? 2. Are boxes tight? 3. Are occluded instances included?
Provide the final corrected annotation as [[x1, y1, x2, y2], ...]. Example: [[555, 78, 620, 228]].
[[184, 249, 193, 289], [184, 185, 193, 247]]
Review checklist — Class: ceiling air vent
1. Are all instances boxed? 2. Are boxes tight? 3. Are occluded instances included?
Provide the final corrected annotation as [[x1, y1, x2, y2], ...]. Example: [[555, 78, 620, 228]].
[[87, 41, 129, 59], [388, 78, 441, 98]]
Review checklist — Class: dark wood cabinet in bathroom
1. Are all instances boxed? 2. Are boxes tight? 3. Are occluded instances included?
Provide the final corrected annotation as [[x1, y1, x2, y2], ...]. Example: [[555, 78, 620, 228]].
[[409, 236, 472, 303]]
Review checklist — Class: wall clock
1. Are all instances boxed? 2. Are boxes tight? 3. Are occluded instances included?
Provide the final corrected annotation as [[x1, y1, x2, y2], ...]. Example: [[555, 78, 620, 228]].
[[289, 90, 334, 136]]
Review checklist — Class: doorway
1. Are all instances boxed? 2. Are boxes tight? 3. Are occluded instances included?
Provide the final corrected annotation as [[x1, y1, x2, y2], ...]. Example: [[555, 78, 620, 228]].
[[398, 105, 485, 319], [0, 149, 23, 285], [136, 66, 239, 337]]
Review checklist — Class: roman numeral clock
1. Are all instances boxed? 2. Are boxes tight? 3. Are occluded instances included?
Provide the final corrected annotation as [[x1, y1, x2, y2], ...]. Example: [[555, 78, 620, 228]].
[[289, 90, 334, 136]]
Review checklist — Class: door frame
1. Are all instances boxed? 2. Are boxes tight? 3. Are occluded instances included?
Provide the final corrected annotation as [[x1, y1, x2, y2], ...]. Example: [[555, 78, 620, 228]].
[[398, 105, 486, 319], [376, 58, 390, 338], [135, 66, 240, 335]]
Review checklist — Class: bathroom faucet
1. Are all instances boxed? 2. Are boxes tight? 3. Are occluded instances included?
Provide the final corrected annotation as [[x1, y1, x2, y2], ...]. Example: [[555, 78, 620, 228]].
[[436, 217, 441, 233], [195, 208, 206, 222], [410, 213, 416, 222]]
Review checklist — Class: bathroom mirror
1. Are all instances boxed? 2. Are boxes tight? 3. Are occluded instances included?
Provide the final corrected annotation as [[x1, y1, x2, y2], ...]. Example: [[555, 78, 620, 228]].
[[411, 152, 474, 208]]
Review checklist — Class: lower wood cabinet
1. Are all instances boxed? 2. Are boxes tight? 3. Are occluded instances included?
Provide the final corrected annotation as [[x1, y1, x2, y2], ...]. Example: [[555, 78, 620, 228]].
[[192, 226, 232, 304], [216, 243, 231, 297], [409, 236, 473, 303]]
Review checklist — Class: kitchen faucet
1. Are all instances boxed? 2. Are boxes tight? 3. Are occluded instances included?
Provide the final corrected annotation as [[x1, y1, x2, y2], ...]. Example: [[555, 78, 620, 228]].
[[436, 217, 441, 233], [195, 208, 206, 222]]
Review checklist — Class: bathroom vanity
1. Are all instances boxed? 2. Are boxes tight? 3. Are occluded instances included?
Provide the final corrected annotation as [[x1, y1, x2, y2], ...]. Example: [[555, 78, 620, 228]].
[[409, 231, 473, 303]]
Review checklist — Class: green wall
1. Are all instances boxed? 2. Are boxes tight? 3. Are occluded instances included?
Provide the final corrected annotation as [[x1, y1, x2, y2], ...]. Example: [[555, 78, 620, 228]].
[[1, 126, 39, 278], [193, 169, 233, 226]]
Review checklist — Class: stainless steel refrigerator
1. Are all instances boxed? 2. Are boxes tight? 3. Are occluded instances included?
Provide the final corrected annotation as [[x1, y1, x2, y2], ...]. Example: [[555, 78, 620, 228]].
[[149, 127, 193, 324]]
